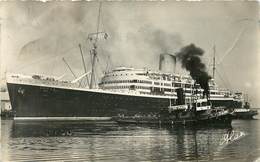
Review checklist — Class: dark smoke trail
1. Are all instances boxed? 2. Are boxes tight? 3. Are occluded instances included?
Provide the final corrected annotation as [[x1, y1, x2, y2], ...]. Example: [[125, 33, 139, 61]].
[[176, 44, 211, 98]]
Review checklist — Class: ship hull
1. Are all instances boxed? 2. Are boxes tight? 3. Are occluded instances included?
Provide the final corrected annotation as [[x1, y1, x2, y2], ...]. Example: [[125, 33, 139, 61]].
[[7, 83, 171, 118], [7, 83, 237, 118], [232, 111, 258, 119]]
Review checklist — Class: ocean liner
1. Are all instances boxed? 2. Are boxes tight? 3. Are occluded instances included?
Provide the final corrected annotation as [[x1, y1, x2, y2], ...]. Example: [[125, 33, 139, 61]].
[[6, 63, 244, 119], [5, 3, 248, 120]]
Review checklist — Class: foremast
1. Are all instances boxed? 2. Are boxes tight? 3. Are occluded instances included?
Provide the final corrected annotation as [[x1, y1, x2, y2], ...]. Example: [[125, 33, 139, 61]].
[[89, 43, 98, 89], [88, 2, 108, 89]]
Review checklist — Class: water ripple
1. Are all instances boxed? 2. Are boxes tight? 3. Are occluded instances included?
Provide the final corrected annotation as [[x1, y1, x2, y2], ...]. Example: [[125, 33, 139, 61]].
[[1, 119, 260, 162]]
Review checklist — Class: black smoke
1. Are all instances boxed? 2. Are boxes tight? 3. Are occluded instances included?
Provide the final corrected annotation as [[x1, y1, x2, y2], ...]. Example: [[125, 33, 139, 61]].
[[176, 44, 211, 98]]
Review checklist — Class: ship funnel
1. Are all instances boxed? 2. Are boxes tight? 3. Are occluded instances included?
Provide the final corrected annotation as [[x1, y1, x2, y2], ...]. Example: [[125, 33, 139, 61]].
[[159, 53, 176, 73]]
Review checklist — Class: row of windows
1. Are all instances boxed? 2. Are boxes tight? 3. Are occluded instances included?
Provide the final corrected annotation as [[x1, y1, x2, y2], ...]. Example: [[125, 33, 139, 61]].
[[105, 73, 193, 82], [173, 83, 199, 88], [104, 85, 151, 90], [102, 79, 199, 89], [150, 76, 190, 82], [139, 80, 152, 84], [184, 90, 222, 94], [102, 80, 152, 84], [109, 73, 134, 77], [102, 83, 225, 94], [182, 90, 226, 95], [104, 86, 175, 91], [104, 86, 130, 89], [103, 85, 228, 97], [154, 82, 171, 87], [174, 83, 193, 88], [136, 86, 151, 90], [102, 86, 206, 93], [105, 73, 205, 84]]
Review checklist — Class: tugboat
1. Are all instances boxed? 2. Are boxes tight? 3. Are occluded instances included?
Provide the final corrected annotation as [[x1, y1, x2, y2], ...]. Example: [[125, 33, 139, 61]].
[[113, 88, 233, 127], [232, 97, 258, 119]]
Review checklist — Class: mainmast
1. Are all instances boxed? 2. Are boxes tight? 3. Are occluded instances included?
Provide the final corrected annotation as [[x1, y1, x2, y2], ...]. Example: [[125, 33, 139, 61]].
[[212, 45, 216, 79], [88, 2, 108, 89], [89, 43, 97, 89]]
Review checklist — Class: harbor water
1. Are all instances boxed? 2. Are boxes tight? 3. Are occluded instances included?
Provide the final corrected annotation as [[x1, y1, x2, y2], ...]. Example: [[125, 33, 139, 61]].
[[1, 116, 260, 162]]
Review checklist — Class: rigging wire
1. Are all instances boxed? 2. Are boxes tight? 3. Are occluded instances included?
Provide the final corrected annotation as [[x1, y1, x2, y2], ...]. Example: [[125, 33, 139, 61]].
[[217, 27, 246, 65], [97, 42, 111, 74], [217, 18, 255, 66], [215, 68, 232, 90], [215, 69, 228, 89], [105, 55, 113, 73], [212, 19, 255, 89], [62, 57, 77, 79], [49, 37, 60, 75], [95, 56, 104, 82], [217, 64, 233, 89]]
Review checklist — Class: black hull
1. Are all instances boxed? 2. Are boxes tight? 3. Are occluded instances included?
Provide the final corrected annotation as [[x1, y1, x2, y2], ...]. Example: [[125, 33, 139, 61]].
[[7, 83, 237, 118], [232, 111, 258, 119]]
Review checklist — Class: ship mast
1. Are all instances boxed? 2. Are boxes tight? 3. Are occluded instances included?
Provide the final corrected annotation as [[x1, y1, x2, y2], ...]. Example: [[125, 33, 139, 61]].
[[89, 2, 103, 89], [212, 45, 216, 79], [89, 44, 97, 89]]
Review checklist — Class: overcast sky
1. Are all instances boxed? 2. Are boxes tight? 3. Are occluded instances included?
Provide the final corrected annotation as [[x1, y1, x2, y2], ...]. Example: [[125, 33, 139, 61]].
[[0, 1, 259, 106]]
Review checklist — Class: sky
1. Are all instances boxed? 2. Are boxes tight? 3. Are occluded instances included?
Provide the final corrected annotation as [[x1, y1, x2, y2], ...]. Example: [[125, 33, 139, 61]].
[[0, 1, 259, 106]]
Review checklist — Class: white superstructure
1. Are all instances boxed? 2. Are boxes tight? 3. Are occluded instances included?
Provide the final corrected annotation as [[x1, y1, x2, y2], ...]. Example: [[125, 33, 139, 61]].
[[6, 66, 242, 105], [99, 67, 236, 103]]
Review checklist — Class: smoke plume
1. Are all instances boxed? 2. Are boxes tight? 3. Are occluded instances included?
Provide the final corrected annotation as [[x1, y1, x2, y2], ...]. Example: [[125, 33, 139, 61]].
[[176, 44, 211, 98], [146, 29, 183, 53]]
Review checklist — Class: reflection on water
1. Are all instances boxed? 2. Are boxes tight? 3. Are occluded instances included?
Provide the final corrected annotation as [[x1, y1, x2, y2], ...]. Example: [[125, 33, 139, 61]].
[[1, 119, 260, 162]]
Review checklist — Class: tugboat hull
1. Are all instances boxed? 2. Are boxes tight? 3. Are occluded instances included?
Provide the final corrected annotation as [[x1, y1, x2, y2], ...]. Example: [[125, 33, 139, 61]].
[[232, 111, 258, 119]]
